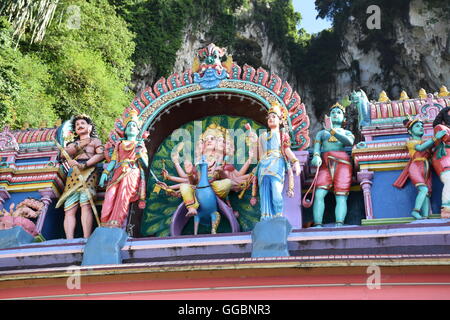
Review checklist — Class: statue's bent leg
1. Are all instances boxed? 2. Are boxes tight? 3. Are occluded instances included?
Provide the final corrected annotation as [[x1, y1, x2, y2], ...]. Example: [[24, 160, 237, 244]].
[[412, 185, 429, 219], [180, 183, 199, 217], [211, 211, 220, 234], [313, 188, 328, 227], [421, 195, 431, 218], [211, 179, 232, 199]]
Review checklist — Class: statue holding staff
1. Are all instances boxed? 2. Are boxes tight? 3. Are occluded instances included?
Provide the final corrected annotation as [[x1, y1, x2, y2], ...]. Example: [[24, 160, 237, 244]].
[[55, 115, 104, 239]]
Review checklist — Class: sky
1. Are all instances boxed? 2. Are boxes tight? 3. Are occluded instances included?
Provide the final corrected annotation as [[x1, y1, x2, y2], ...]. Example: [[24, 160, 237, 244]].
[[292, 0, 332, 34]]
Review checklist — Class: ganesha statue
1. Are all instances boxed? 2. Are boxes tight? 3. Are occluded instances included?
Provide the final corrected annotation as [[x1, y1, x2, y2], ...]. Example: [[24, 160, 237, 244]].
[[157, 123, 256, 235]]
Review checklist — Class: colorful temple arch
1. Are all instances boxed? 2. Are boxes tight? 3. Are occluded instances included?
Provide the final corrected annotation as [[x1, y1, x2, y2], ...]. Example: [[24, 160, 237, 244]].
[[0, 44, 449, 300]]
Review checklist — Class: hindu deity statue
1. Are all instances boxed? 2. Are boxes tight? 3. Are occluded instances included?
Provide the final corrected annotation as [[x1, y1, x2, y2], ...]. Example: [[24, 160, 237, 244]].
[[99, 110, 148, 228], [250, 101, 301, 221], [55, 115, 104, 239], [192, 43, 233, 89], [159, 123, 254, 234], [0, 198, 45, 236], [432, 106, 450, 218], [309, 103, 355, 227], [393, 116, 447, 219], [214, 126, 258, 217]]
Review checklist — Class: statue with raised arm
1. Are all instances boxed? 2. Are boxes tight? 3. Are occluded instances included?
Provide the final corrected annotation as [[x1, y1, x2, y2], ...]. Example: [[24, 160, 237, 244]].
[[99, 110, 148, 228], [310, 103, 355, 227], [431, 106, 450, 218], [56, 115, 104, 239], [250, 101, 301, 221], [159, 121, 258, 234], [159, 124, 234, 234], [393, 116, 447, 219]]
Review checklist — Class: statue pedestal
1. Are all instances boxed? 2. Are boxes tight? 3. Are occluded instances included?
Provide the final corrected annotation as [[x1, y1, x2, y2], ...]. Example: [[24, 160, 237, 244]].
[[81, 227, 128, 266], [283, 150, 309, 229], [251, 217, 292, 258], [0, 226, 35, 249]]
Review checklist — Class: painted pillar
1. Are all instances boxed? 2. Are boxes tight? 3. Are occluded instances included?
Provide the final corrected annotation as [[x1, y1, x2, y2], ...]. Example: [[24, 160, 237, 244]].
[[36, 188, 56, 233], [283, 150, 309, 229], [0, 188, 10, 211], [357, 170, 374, 219]]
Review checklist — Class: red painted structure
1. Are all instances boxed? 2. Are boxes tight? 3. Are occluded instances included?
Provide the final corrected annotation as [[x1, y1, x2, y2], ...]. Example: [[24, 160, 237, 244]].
[[1, 255, 449, 300]]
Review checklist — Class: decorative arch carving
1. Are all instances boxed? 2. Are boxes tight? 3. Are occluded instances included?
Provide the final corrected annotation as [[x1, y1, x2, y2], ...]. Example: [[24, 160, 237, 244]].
[[107, 44, 310, 152]]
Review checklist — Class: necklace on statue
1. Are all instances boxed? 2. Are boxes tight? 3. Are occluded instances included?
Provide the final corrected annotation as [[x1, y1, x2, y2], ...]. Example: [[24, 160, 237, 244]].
[[122, 140, 137, 150]]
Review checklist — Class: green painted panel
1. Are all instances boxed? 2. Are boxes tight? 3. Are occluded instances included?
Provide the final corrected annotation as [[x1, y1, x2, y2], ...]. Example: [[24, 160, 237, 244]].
[[140, 115, 266, 237]]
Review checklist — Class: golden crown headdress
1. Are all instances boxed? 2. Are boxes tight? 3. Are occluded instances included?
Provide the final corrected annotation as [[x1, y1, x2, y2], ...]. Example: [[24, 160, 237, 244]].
[[268, 101, 288, 121], [123, 109, 142, 129], [201, 123, 225, 139], [329, 102, 346, 113]]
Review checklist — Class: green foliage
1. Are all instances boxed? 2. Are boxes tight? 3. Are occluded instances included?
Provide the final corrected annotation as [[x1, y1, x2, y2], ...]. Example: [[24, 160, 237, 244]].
[[42, 0, 135, 80], [0, 0, 135, 138], [110, 0, 249, 80], [252, 0, 302, 63], [0, 17, 56, 129], [12, 54, 57, 129], [140, 115, 264, 237], [111, 0, 191, 78], [49, 45, 132, 136], [0, 18, 18, 128], [110, 0, 306, 79], [294, 29, 341, 118]]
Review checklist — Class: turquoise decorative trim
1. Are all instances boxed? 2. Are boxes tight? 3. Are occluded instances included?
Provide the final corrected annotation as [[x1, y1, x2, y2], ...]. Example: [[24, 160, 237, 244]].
[[19, 142, 55, 149], [139, 81, 294, 136]]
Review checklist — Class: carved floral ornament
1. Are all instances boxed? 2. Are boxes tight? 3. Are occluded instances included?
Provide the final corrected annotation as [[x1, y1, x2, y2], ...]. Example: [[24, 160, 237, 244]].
[[107, 44, 310, 151], [0, 126, 19, 152]]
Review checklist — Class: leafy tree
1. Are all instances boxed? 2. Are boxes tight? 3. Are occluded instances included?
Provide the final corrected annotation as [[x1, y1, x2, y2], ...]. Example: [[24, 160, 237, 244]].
[[0, 0, 136, 138], [0, 17, 56, 129], [49, 44, 131, 137], [0, 17, 18, 128]]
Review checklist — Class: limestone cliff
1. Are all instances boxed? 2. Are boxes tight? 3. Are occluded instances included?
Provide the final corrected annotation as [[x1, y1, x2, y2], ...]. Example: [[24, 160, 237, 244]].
[[335, 0, 449, 102], [130, 0, 449, 140]]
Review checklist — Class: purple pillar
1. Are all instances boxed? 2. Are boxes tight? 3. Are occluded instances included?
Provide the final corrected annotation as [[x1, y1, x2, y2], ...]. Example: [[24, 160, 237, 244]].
[[283, 150, 309, 229], [0, 188, 10, 211], [357, 170, 374, 219], [36, 188, 56, 233]]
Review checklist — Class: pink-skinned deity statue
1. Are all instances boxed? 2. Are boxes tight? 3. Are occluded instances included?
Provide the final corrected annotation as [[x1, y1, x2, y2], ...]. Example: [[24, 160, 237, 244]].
[[99, 110, 149, 228], [431, 106, 450, 217], [0, 198, 45, 236]]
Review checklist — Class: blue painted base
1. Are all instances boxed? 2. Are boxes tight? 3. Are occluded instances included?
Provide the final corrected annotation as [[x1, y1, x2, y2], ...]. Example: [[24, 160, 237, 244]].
[[372, 170, 443, 218], [81, 227, 128, 266], [251, 217, 292, 258], [0, 226, 35, 249]]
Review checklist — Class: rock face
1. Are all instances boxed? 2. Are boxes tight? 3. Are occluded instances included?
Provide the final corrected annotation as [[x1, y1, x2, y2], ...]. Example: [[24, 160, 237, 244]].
[[335, 0, 449, 101], [130, 0, 449, 140]]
